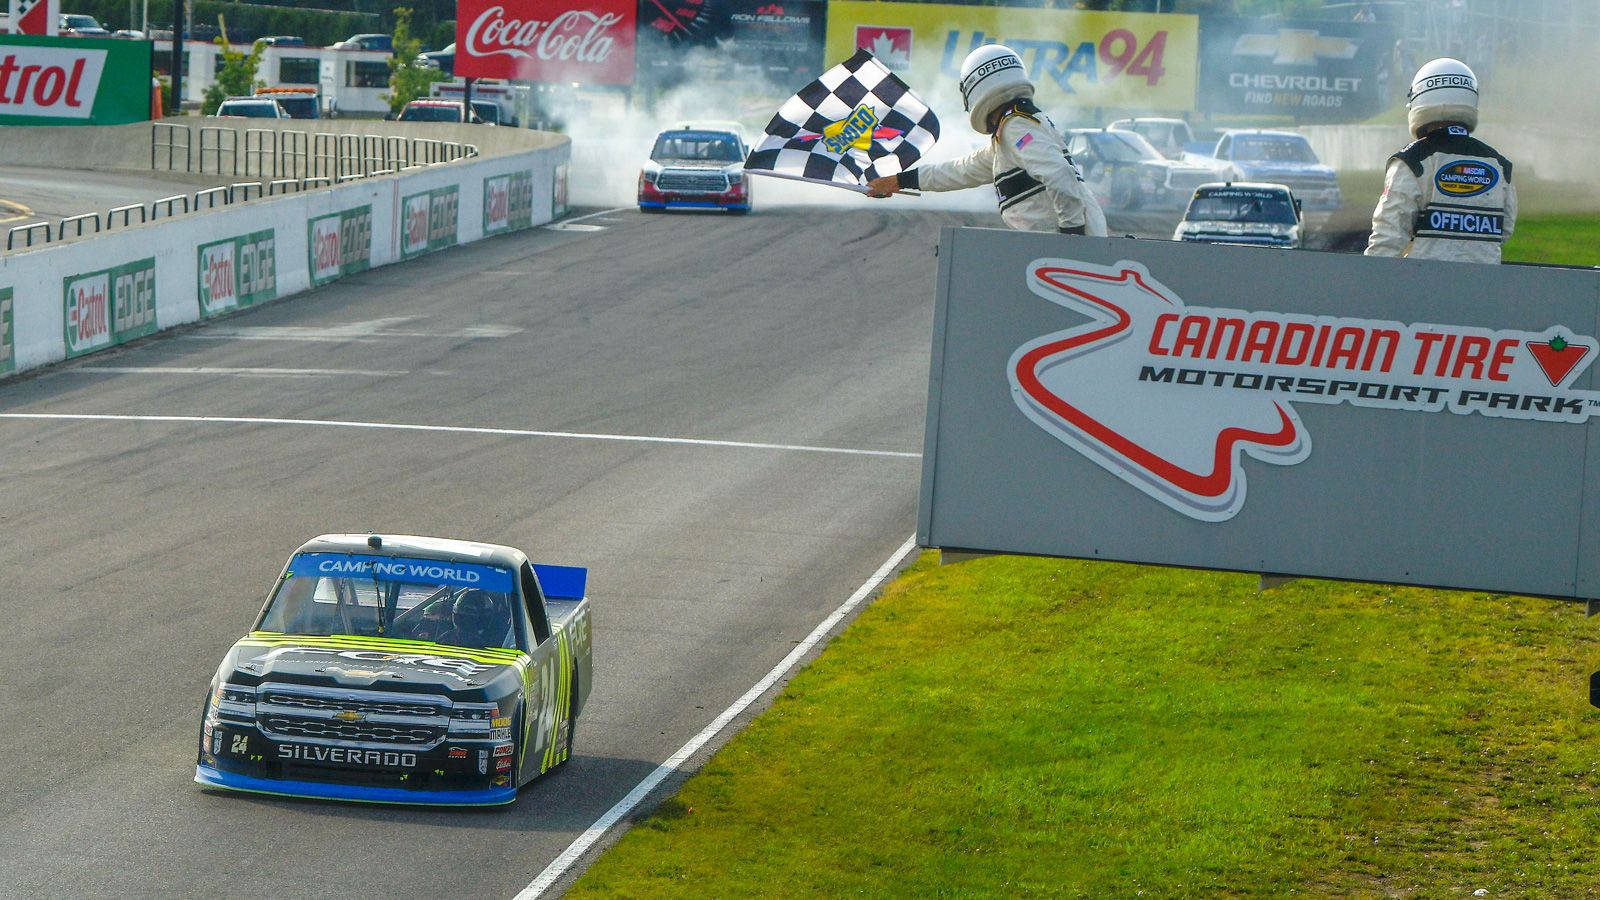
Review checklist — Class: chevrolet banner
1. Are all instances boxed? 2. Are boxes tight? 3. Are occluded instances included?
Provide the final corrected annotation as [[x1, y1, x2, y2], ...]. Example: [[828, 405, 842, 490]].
[[1198, 17, 1399, 121], [0, 34, 150, 125], [825, 2, 1197, 113]]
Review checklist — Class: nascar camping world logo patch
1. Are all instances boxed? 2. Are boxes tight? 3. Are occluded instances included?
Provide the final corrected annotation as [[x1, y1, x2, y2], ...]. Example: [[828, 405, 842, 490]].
[[1435, 160, 1498, 197], [1009, 258, 1600, 522]]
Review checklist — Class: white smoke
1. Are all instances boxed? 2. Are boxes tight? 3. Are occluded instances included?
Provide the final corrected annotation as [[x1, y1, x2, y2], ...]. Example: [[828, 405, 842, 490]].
[[560, 45, 993, 214]]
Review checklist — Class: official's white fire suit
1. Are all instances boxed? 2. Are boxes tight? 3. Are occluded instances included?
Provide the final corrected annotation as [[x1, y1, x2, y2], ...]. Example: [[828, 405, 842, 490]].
[[901, 100, 1107, 235], [1366, 124, 1516, 263]]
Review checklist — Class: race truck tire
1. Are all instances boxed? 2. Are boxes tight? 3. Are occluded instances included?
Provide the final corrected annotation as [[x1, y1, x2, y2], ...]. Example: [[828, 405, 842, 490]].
[[1110, 174, 1140, 210], [640, 205, 663, 214]]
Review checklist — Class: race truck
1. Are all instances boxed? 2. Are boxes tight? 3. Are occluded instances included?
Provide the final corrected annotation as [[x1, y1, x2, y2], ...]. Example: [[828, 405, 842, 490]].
[[1173, 182, 1304, 249], [195, 533, 592, 806], [639, 126, 751, 213], [1065, 127, 1230, 211], [1208, 130, 1341, 211]]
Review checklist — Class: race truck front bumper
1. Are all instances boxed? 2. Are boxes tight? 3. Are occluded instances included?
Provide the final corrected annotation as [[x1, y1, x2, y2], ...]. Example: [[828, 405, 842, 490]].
[[196, 681, 520, 807]]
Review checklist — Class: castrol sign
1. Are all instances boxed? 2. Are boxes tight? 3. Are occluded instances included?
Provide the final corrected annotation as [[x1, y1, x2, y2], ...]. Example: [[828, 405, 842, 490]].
[[0, 34, 150, 124], [455, 0, 635, 84]]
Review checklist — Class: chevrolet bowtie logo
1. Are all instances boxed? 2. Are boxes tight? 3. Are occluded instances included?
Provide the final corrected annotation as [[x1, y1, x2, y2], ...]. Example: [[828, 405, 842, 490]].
[[334, 710, 365, 722], [1233, 29, 1358, 65]]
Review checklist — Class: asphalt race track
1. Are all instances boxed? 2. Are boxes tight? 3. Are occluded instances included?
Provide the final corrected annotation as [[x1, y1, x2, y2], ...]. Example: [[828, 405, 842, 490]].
[[0, 203, 992, 898], [0, 166, 224, 234]]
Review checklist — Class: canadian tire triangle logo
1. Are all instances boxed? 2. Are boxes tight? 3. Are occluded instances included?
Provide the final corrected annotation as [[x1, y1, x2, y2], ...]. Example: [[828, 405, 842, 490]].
[[1526, 337, 1590, 386], [1009, 258, 1600, 523]]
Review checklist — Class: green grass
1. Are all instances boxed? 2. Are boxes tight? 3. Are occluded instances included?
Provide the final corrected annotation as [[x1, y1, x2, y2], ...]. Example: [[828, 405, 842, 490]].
[[570, 555, 1600, 897], [568, 220, 1600, 897], [1506, 217, 1600, 267]]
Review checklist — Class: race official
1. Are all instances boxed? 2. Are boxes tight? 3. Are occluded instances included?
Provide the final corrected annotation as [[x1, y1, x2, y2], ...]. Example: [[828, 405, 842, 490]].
[[865, 44, 1107, 236], [1366, 58, 1516, 263]]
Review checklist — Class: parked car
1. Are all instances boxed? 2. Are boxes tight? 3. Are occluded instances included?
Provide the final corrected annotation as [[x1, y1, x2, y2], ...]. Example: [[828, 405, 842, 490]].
[[258, 35, 306, 46], [213, 97, 289, 119], [1064, 128, 1229, 211], [255, 86, 319, 119], [1173, 182, 1304, 248], [193, 532, 592, 806], [1208, 130, 1341, 211], [420, 42, 455, 76], [111, 28, 144, 38], [334, 33, 392, 53], [59, 13, 109, 35], [639, 127, 751, 213], [399, 99, 483, 123]]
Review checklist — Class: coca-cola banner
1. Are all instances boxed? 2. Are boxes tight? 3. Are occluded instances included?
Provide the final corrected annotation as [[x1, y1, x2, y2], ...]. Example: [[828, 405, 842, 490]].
[[455, 0, 637, 84]]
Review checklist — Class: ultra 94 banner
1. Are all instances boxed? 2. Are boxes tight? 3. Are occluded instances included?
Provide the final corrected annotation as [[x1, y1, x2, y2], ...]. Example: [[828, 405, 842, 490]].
[[455, 0, 636, 84]]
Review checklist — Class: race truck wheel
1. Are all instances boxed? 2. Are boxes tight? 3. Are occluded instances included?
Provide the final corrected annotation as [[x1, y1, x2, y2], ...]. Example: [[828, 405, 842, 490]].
[[1110, 173, 1139, 210]]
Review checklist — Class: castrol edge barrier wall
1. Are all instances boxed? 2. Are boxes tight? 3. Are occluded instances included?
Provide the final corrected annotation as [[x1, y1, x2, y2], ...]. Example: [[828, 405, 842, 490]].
[[0, 122, 569, 378]]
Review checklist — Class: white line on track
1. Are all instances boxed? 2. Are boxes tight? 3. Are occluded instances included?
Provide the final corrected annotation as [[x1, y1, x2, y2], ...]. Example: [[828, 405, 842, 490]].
[[514, 534, 920, 900], [559, 205, 631, 225], [0, 413, 920, 459], [74, 366, 410, 377]]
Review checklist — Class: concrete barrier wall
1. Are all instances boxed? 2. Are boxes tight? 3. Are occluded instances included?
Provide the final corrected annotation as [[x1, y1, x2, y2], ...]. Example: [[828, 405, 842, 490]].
[[1298, 122, 1581, 183], [0, 132, 568, 378]]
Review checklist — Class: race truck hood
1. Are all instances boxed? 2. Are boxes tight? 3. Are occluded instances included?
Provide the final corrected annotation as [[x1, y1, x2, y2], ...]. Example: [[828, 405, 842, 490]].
[[220, 634, 526, 700], [650, 158, 738, 169]]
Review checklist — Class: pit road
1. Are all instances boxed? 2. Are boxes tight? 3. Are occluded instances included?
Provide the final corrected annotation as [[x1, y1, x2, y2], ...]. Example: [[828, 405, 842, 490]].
[[0, 204, 985, 898]]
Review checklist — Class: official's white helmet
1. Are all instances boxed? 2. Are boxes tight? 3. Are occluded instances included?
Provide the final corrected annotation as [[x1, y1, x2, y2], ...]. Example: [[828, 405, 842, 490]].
[[1407, 57, 1479, 137], [958, 44, 1033, 134]]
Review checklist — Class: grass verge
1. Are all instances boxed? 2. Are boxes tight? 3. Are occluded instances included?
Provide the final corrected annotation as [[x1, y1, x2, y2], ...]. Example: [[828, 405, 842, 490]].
[[570, 555, 1600, 897], [567, 221, 1600, 897]]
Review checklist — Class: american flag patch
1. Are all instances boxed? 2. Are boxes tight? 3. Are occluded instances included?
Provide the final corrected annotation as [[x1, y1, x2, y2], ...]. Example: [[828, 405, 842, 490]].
[[1015, 133, 1033, 151]]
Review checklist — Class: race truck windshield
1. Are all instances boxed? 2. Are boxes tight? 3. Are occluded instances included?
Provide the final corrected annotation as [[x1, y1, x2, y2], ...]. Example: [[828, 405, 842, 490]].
[[258, 553, 520, 649], [1231, 137, 1317, 163], [651, 133, 741, 162], [1096, 132, 1161, 162], [1188, 190, 1299, 225]]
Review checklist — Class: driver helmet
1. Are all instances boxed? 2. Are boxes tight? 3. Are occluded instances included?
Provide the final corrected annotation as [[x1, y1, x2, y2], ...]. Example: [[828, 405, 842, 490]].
[[1407, 57, 1478, 137], [450, 589, 506, 647], [958, 44, 1034, 134]]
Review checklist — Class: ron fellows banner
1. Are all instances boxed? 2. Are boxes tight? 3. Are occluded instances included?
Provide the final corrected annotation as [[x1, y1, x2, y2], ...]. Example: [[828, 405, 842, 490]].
[[455, 0, 636, 84], [636, 0, 826, 91], [0, 34, 150, 124], [825, 2, 1197, 113]]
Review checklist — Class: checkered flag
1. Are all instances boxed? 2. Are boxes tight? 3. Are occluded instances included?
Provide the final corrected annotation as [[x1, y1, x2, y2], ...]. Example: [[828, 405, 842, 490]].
[[744, 49, 940, 192]]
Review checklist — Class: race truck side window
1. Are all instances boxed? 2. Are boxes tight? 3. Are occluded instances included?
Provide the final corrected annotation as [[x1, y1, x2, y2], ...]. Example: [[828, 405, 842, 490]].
[[520, 562, 552, 644]]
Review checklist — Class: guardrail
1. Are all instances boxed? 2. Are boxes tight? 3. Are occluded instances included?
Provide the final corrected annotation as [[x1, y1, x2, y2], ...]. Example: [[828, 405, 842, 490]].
[[160, 122, 476, 181], [3, 123, 487, 256], [2, 175, 373, 254]]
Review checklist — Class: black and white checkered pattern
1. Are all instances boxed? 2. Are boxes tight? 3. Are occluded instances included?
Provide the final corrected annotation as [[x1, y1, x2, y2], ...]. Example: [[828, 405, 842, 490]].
[[744, 49, 940, 191]]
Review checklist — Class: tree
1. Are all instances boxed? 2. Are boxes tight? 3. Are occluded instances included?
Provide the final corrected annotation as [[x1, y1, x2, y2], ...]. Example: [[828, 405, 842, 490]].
[[201, 18, 266, 115], [386, 7, 446, 117]]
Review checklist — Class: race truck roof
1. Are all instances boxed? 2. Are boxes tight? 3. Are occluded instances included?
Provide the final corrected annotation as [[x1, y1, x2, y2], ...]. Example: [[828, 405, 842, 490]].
[[293, 533, 529, 572]]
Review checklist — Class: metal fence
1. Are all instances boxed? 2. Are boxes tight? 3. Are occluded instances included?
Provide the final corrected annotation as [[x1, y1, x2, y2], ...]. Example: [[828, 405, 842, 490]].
[[154, 122, 477, 181], [7, 123, 481, 254]]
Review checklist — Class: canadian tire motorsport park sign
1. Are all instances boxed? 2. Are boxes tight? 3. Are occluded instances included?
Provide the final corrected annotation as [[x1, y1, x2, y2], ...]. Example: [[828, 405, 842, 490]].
[[919, 228, 1600, 601]]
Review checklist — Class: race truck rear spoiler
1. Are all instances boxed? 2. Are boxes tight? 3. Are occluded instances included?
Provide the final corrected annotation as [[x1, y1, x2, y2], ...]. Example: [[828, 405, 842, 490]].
[[533, 564, 587, 600]]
